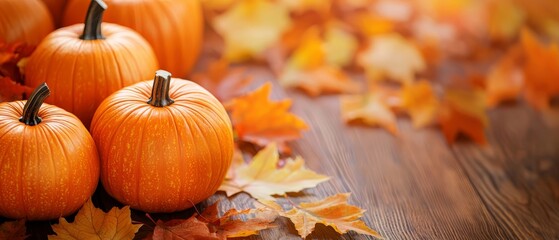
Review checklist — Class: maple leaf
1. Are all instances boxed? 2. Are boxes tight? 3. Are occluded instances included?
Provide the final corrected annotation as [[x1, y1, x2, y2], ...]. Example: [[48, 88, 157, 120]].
[[0, 220, 26, 240], [486, 46, 524, 107], [401, 81, 440, 128], [340, 86, 400, 134], [150, 201, 275, 240], [438, 89, 488, 145], [227, 83, 309, 148], [278, 0, 331, 14], [49, 199, 142, 240], [0, 76, 33, 102], [358, 34, 426, 84], [260, 193, 382, 239], [346, 13, 394, 38], [212, 0, 291, 62], [323, 24, 359, 67], [487, 0, 524, 42], [191, 58, 253, 102], [219, 143, 329, 200], [520, 29, 559, 110]]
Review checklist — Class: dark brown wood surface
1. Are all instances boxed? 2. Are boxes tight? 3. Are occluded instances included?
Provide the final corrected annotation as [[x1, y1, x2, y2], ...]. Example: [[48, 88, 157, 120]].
[[3, 66, 559, 239]]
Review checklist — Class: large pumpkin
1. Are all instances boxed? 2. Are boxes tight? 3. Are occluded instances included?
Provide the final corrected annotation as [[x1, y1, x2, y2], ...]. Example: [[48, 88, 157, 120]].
[[41, 0, 68, 27], [0, 0, 54, 44], [91, 70, 233, 213], [0, 83, 99, 220], [63, 0, 203, 77], [26, 0, 158, 128]]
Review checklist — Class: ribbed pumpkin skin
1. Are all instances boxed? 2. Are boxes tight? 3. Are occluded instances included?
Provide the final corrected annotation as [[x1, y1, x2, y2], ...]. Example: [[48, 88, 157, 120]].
[[25, 23, 158, 128], [63, 0, 203, 77], [0, 102, 99, 220], [0, 0, 54, 44], [90, 79, 233, 213]]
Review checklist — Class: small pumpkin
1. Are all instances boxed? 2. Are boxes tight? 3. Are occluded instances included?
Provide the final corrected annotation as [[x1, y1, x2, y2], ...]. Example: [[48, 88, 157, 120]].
[[0, 0, 54, 44], [63, 0, 203, 77], [26, 0, 158, 128], [91, 70, 234, 213], [0, 83, 99, 220], [41, 0, 68, 27]]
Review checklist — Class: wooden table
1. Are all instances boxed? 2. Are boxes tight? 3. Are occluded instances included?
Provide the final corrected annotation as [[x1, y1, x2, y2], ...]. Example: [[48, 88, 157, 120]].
[[6, 66, 559, 239]]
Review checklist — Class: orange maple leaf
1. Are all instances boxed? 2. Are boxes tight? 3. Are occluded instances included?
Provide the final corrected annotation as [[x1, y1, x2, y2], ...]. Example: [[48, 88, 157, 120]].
[[227, 83, 309, 149], [438, 89, 488, 145], [49, 199, 142, 240], [520, 29, 559, 109], [0, 220, 26, 240], [260, 193, 382, 239], [401, 81, 440, 128], [486, 45, 524, 107], [0, 76, 33, 102], [191, 58, 253, 102], [152, 218, 216, 240]]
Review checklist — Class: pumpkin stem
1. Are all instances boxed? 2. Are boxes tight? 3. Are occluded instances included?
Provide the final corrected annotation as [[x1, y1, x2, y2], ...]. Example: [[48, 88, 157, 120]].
[[80, 0, 107, 40], [147, 70, 175, 107], [20, 83, 50, 126]]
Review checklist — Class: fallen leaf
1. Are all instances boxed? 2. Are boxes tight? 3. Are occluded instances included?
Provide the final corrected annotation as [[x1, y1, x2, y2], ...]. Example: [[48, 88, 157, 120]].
[[227, 83, 309, 148], [219, 143, 329, 200], [260, 193, 382, 239], [401, 81, 440, 128], [323, 23, 358, 67], [49, 199, 142, 240], [487, 0, 525, 42], [152, 218, 216, 240], [439, 89, 488, 144], [340, 86, 400, 134], [358, 34, 426, 84], [191, 58, 253, 102], [212, 0, 291, 62], [486, 46, 524, 107], [0, 76, 33, 102], [520, 29, 559, 110], [0, 220, 26, 240], [346, 13, 394, 37], [278, 0, 331, 14]]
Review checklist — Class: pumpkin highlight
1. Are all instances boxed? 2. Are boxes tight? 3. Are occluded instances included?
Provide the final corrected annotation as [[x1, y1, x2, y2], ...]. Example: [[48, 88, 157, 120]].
[[0, 83, 99, 220], [0, 0, 54, 44], [26, 0, 158, 128], [91, 70, 234, 213]]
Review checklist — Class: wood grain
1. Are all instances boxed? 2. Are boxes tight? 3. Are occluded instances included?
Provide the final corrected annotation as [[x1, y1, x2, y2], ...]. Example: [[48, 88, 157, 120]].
[[1, 66, 558, 240]]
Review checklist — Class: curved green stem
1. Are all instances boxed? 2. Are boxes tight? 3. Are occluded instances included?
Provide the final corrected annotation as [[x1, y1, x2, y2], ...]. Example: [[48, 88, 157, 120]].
[[147, 70, 174, 107], [20, 83, 50, 126], [80, 0, 107, 40]]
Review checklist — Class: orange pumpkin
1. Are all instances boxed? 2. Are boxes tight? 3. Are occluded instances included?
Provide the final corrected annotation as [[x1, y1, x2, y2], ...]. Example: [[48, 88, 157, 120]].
[[91, 70, 233, 213], [63, 0, 203, 77], [41, 0, 68, 27], [26, 0, 158, 128], [0, 83, 99, 220], [0, 0, 54, 44]]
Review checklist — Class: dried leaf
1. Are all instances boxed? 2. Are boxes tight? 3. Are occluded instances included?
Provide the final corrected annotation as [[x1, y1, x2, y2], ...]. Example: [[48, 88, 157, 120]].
[[401, 81, 440, 128], [152, 218, 216, 240], [487, 0, 525, 41], [340, 87, 400, 134], [0, 220, 26, 240], [260, 194, 382, 239], [219, 143, 329, 200], [323, 23, 358, 67], [358, 34, 426, 84], [191, 58, 253, 102], [278, 0, 331, 14], [486, 46, 524, 107], [439, 89, 488, 145], [227, 83, 309, 148], [212, 0, 291, 62], [49, 199, 142, 240], [0, 76, 33, 102], [520, 29, 559, 110]]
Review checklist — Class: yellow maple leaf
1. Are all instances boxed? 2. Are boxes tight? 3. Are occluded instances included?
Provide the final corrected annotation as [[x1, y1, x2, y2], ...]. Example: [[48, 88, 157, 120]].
[[358, 34, 426, 84], [401, 81, 440, 128], [278, 0, 331, 13], [227, 82, 309, 148], [219, 143, 329, 200], [347, 13, 394, 37], [439, 89, 488, 145], [213, 0, 291, 62], [49, 199, 141, 240], [487, 0, 525, 41], [340, 87, 400, 134], [261, 193, 382, 239], [323, 24, 358, 67]]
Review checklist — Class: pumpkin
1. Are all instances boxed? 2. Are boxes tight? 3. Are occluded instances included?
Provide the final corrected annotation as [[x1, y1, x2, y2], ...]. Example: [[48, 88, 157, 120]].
[[26, 0, 158, 128], [90, 70, 233, 213], [63, 0, 203, 77], [41, 0, 68, 27], [0, 83, 99, 220], [0, 0, 54, 44]]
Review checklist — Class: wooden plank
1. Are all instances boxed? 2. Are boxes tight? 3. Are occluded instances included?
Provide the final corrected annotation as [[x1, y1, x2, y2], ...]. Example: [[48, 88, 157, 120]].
[[450, 105, 559, 239]]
